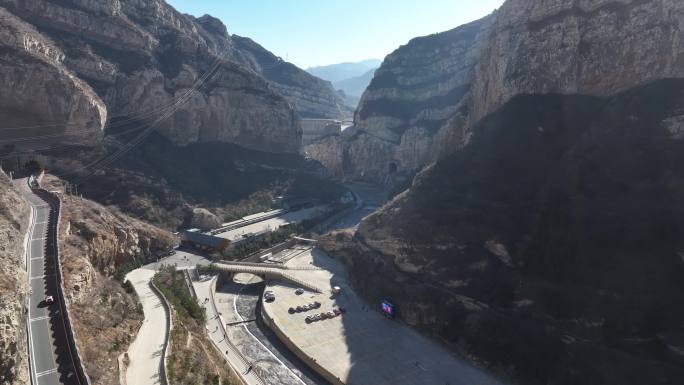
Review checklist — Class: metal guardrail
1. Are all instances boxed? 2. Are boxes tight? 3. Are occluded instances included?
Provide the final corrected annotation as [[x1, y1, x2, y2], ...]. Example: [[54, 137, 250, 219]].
[[149, 280, 173, 385], [32, 187, 91, 385]]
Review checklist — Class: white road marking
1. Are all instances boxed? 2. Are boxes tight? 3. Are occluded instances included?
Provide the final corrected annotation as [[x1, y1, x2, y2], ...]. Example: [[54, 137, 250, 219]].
[[25, 203, 38, 385], [36, 367, 58, 378]]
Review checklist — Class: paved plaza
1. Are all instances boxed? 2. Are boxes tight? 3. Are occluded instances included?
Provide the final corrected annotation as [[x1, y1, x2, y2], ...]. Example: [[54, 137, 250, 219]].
[[262, 248, 505, 385]]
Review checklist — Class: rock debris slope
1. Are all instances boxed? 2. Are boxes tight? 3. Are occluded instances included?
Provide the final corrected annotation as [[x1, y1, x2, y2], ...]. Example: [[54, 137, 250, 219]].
[[0, 172, 29, 385]]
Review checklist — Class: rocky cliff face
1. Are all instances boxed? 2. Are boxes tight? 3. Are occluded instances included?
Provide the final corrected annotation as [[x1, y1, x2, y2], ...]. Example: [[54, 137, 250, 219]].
[[0, 172, 29, 385], [306, 15, 494, 181], [0, 0, 349, 153], [314, 0, 684, 182], [0, 6, 106, 147], [325, 83, 684, 384], [318, 1, 684, 383], [471, 0, 684, 124], [231, 35, 353, 119]]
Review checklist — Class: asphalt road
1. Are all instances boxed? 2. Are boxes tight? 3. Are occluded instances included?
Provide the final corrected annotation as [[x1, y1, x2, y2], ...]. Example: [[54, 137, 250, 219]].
[[15, 179, 80, 385]]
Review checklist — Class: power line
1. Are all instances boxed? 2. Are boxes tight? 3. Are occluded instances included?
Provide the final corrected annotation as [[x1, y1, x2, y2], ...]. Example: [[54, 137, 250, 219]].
[[67, 47, 230, 183]]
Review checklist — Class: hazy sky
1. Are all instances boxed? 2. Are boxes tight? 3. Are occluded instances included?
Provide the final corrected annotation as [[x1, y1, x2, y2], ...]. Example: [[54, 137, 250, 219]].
[[166, 0, 504, 69]]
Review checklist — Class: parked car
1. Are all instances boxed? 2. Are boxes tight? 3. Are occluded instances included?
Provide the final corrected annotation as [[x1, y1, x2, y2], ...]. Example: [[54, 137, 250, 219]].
[[305, 316, 313, 324], [333, 308, 341, 316], [313, 301, 321, 308], [339, 307, 346, 314], [264, 292, 275, 302], [327, 311, 336, 318], [295, 288, 304, 295], [319, 312, 328, 319], [45, 295, 54, 305], [296, 306, 304, 312], [288, 307, 296, 314]]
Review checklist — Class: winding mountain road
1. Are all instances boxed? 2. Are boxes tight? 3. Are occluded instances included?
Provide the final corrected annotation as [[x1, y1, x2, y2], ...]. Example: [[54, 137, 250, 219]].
[[125, 267, 167, 385], [15, 178, 81, 385]]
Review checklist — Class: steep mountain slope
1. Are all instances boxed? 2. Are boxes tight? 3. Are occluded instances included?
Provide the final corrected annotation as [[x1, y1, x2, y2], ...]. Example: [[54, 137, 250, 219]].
[[471, 0, 684, 124], [324, 82, 684, 384], [0, 0, 301, 153], [318, 0, 684, 383], [310, 0, 684, 185], [0, 172, 29, 385], [232, 35, 352, 119], [0, 0, 352, 154], [305, 15, 495, 181], [0, 0, 347, 229], [307, 59, 381, 83], [0, 6, 106, 147]]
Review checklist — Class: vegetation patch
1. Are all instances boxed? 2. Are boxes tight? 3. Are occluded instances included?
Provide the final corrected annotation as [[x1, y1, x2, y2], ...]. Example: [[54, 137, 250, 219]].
[[154, 266, 240, 385], [154, 266, 205, 323]]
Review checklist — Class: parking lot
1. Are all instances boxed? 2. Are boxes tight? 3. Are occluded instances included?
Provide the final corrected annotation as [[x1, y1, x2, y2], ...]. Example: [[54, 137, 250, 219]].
[[261, 247, 505, 385]]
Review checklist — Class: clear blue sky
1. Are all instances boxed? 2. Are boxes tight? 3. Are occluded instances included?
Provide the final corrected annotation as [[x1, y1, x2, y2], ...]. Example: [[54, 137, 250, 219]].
[[166, 0, 504, 69]]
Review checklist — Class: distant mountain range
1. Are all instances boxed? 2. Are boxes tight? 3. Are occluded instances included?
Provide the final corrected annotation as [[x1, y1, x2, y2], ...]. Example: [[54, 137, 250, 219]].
[[307, 59, 381, 106]]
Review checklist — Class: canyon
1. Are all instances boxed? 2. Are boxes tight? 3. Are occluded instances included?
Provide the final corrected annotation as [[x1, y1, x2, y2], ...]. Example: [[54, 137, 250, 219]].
[[2, 0, 684, 384], [313, 1, 684, 384]]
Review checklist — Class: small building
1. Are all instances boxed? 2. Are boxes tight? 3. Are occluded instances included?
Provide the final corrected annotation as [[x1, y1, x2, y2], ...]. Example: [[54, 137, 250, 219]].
[[181, 230, 230, 253]]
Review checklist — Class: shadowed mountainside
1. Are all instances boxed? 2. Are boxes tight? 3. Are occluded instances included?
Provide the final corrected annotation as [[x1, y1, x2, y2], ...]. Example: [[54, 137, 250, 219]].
[[322, 79, 684, 385]]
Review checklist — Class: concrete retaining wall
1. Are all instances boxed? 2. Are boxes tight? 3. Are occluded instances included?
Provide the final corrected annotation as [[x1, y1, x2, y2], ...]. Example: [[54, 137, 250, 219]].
[[260, 304, 345, 385]]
